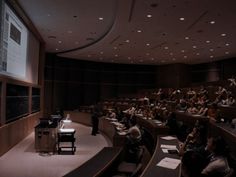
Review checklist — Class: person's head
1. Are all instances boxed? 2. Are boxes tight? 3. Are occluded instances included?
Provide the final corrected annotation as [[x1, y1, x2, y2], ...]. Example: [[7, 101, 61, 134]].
[[206, 136, 228, 156]]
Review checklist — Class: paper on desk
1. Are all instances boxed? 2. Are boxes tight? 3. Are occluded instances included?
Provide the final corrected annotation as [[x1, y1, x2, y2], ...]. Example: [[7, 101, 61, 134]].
[[161, 136, 177, 140], [156, 157, 181, 169], [162, 149, 169, 153], [160, 144, 177, 150]]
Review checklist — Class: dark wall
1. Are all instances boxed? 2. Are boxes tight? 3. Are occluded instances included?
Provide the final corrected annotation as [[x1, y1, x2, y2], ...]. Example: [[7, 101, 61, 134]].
[[191, 58, 236, 85], [44, 54, 157, 114], [156, 63, 191, 88]]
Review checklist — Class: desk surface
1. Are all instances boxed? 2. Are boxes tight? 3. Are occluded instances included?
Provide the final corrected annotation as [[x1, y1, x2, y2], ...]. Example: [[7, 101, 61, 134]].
[[141, 136, 181, 177], [63, 147, 122, 177]]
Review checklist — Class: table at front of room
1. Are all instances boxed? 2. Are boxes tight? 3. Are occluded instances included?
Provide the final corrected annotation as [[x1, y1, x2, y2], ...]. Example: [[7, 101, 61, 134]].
[[57, 128, 76, 154]]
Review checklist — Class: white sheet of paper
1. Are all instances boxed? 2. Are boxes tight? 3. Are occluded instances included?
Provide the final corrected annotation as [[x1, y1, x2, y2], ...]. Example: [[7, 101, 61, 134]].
[[160, 144, 177, 150], [156, 157, 181, 169], [161, 136, 177, 140], [162, 149, 169, 153]]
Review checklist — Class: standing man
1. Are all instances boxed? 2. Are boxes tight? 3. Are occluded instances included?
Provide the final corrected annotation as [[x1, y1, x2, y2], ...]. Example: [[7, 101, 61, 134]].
[[91, 103, 102, 136]]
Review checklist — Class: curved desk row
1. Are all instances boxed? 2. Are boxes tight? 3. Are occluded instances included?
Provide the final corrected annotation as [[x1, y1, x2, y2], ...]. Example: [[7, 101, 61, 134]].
[[64, 110, 236, 176], [63, 147, 122, 177], [141, 136, 181, 177]]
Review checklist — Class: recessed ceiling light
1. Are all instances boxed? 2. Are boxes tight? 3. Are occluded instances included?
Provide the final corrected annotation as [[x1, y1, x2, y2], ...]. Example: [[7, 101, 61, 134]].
[[172, 58, 176, 61], [192, 45, 197, 49], [58, 41, 62, 43], [225, 43, 230, 46], [115, 54, 118, 57], [225, 51, 229, 54], [137, 30, 142, 33], [221, 33, 226, 37], [100, 51, 103, 54], [184, 56, 187, 58], [99, 17, 104, 20], [179, 17, 185, 21], [146, 53, 150, 56], [206, 40, 210, 43], [147, 14, 152, 18], [210, 21, 215, 24], [169, 52, 173, 55], [210, 49, 214, 51], [146, 43, 150, 46], [164, 46, 169, 50], [128, 57, 131, 60], [181, 50, 185, 53], [113, 46, 117, 50], [196, 53, 200, 55], [210, 55, 214, 58], [125, 39, 130, 43], [185, 37, 189, 40], [55, 48, 59, 51], [151, 58, 154, 60]]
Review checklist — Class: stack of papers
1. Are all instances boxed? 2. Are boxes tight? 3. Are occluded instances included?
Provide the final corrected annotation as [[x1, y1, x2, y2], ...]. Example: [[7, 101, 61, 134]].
[[156, 157, 181, 169]]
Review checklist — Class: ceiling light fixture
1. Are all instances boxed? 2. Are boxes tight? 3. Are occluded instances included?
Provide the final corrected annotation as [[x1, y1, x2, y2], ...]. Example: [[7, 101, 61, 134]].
[[193, 46, 197, 49], [164, 46, 169, 50], [146, 43, 150, 46], [225, 43, 230, 46], [210, 49, 214, 51], [147, 14, 152, 18], [225, 51, 229, 54], [185, 37, 189, 39], [210, 21, 215, 24], [206, 40, 210, 43], [210, 55, 214, 58], [99, 17, 104, 20], [181, 50, 185, 53], [196, 53, 200, 55], [179, 17, 185, 21], [221, 33, 226, 37], [184, 56, 187, 58], [125, 39, 130, 43], [113, 46, 117, 50], [58, 41, 62, 43], [137, 30, 142, 33], [100, 51, 103, 54]]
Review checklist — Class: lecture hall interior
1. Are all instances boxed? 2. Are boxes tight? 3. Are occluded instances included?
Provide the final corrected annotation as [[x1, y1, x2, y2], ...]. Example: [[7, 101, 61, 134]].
[[0, 0, 236, 177]]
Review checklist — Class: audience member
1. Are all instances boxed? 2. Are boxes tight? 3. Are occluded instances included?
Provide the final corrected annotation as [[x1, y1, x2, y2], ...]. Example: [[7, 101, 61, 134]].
[[201, 136, 231, 177]]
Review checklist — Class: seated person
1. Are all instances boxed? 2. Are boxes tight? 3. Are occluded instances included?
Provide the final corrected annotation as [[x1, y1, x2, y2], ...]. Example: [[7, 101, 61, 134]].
[[197, 103, 208, 116], [179, 124, 206, 156], [223, 95, 235, 106], [207, 103, 221, 122], [201, 136, 231, 177], [228, 75, 236, 87], [187, 102, 199, 115], [108, 110, 117, 119], [124, 120, 142, 163], [176, 98, 188, 111]]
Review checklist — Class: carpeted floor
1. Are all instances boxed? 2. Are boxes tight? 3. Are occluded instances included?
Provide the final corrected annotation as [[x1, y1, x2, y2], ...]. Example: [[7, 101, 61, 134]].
[[0, 122, 111, 177]]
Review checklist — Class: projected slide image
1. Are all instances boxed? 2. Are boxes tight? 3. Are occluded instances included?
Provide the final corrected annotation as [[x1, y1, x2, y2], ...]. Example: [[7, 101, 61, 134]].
[[10, 23, 21, 45]]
